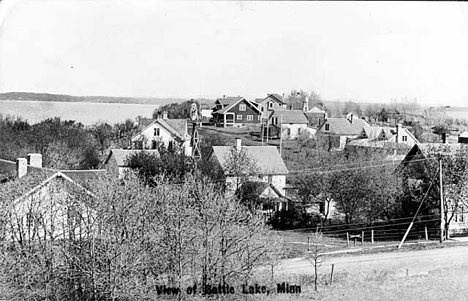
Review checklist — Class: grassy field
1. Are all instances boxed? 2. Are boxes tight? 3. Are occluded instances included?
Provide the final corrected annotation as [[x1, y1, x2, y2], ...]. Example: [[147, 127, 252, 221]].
[[245, 263, 468, 301]]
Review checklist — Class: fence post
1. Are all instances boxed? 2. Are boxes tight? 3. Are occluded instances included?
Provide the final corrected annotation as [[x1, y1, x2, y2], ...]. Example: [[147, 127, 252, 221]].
[[346, 232, 349, 247], [307, 236, 310, 251], [371, 229, 374, 244], [330, 264, 335, 285], [361, 231, 364, 245], [425, 227, 428, 241]]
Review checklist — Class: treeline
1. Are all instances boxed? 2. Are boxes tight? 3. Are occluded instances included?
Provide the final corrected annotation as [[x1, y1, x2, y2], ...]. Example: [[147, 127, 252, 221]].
[[284, 144, 468, 234], [0, 92, 184, 105], [0, 115, 139, 169]]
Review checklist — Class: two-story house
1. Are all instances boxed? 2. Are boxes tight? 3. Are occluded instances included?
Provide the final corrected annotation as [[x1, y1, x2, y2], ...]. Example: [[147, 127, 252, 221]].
[[212, 96, 261, 127], [208, 139, 289, 210], [255, 94, 287, 122], [131, 111, 192, 156]]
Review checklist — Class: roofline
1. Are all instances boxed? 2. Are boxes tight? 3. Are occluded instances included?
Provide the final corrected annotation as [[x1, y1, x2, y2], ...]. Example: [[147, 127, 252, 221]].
[[131, 119, 187, 142], [213, 97, 262, 115], [13, 171, 98, 205]]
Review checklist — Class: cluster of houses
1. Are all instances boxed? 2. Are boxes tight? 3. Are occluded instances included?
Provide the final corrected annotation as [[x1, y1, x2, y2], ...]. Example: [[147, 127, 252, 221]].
[[2, 93, 468, 239]]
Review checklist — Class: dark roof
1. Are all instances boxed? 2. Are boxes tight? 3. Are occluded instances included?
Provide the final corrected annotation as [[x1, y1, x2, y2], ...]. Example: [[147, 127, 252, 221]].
[[60, 169, 107, 182], [216, 97, 243, 107], [210, 145, 288, 175], [213, 98, 261, 115], [319, 118, 369, 135], [268, 93, 285, 104], [271, 109, 308, 124], [105, 149, 160, 167]]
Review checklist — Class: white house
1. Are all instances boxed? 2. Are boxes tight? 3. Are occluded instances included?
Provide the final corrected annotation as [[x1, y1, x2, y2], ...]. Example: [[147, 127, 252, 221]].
[[255, 94, 287, 122], [208, 139, 289, 201], [346, 124, 420, 152], [269, 109, 316, 139], [131, 112, 192, 156]]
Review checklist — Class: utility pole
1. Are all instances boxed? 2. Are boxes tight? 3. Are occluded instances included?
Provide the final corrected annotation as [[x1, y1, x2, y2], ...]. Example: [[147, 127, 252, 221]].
[[266, 101, 270, 143], [440, 159, 444, 243], [279, 115, 283, 157]]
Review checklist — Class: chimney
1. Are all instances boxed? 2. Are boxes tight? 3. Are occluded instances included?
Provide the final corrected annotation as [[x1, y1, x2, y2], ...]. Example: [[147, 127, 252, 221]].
[[396, 123, 402, 143], [236, 138, 242, 152], [162, 111, 168, 119], [442, 132, 449, 144], [223, 95, 226, 98], [16, 158, 27, 179], [27, 153, 42, 168]]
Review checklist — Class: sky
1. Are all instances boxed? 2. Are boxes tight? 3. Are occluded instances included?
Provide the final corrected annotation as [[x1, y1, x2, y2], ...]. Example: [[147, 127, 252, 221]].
[[0, 0, 467, 107]]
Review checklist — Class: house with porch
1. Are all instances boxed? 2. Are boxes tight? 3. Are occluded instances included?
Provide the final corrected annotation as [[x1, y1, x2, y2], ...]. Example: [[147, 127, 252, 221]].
[[131, 111, 192, 156], [212, 96, 261, 127]]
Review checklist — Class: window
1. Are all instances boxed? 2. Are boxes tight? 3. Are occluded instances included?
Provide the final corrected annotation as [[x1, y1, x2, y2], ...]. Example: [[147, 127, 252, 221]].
[[258, 115, 261, 120], [154, 128, 160, 136], [268, 175, 273, 183], [237, 115, 243, 120], [325, 124, 330, 131], [247, 115, 253, 121], [269, 102, 273, 108], [287, 128, 291, 136], [239, 104, 246, 111], [402, 136, 408, 142], [261, 107, 264, 112]]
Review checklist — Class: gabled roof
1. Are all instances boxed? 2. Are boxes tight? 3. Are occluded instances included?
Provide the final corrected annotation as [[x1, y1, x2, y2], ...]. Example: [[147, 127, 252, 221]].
[[213, 97, 261, 115], [360, 126, 395, 141], [306, 106, 327, 114], [105, 149, 160, 167], [14, 172, 97, 204], [319, 118, 369, 135], [237, 181, 288, 200], [132, 118, 189, 141], [460, 132, 468, 138], [216, 96, 243, 107], [210, 145, 288, 175], [0, 158, 105, 184], [398, 143, 468, 171], [271, 109, 308, 124], [257, 93, 286, 105], [267, 93, 285, 104]]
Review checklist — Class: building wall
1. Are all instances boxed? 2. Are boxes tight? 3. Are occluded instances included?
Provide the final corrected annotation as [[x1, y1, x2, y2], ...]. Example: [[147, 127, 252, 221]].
[[258, 99, 286, 120], [132, 123, 191, 155], [229, 100, 261, 125], [133, 123, 174, 149], [280, 124, 309, 139]]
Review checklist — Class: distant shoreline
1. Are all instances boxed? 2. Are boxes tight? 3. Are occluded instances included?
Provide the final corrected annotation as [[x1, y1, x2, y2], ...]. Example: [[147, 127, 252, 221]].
[[0, 92, 190, 105]]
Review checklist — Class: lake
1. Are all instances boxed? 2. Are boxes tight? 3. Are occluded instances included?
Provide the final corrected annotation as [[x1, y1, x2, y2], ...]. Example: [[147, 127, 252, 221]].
[[0, 100, 159, 125]]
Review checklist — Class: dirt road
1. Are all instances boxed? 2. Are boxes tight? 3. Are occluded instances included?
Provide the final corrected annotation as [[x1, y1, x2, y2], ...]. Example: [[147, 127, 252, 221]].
[[278, 244, 468, 277]]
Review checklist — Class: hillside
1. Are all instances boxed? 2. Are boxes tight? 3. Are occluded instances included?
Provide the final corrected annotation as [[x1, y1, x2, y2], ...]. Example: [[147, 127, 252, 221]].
[[0, 92, 189, 105]]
